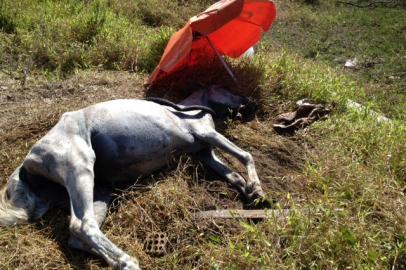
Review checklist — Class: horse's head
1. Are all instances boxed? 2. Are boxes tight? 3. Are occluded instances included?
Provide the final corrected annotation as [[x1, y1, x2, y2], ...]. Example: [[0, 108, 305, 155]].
[[203, 86, 257, 119], [179, 85, 257, 119]]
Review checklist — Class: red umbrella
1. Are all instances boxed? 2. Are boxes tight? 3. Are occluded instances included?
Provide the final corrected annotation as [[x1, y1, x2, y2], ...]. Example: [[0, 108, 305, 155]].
[[147, 0, 277, 85]]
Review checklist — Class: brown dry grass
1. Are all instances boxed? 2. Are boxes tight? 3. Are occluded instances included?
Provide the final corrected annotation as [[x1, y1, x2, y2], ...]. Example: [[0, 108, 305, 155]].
[[0, 70, 306, 269]]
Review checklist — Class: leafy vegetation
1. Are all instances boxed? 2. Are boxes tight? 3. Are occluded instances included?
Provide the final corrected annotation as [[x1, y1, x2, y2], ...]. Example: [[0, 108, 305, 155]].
[[0, 0, 212, 75], [267, 0, 406, 119], [0, 0, 405, 269]]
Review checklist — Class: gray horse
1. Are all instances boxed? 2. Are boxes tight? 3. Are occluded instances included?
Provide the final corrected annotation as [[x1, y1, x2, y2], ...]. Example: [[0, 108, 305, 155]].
[[0, 86, 267, 269]]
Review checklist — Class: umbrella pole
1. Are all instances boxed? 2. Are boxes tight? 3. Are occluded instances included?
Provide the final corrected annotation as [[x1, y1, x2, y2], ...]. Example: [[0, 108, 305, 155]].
[[205, 36, 238, 83]]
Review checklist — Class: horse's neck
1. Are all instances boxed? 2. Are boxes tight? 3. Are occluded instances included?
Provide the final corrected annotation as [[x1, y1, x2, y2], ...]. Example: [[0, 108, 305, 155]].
[[179, 90, 207, 106]]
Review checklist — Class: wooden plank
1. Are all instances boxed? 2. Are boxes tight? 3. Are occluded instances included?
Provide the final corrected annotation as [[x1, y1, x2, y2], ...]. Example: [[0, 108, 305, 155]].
[[195, 209, 290, 220]]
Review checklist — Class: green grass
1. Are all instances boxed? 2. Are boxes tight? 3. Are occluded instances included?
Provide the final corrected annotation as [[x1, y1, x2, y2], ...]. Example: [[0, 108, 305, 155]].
[[0, 0, 211, 75], [0, 0, 405, 269], [267, 0, 406, 120]]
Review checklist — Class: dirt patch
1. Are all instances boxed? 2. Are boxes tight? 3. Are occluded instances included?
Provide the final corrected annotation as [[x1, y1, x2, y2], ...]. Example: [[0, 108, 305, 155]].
[[223, 120, 312, 204]]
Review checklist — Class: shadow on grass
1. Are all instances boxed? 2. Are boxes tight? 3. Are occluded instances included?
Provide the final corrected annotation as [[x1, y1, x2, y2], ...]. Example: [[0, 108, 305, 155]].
[[145, 58, 265, 102]]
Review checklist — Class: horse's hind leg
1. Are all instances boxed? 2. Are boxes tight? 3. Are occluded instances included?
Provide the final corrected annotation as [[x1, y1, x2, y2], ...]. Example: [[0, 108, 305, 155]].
[[57, 137, 139, 270], [93, 186, 112, 226], [66, 169, 139, 269], [68, 187, 112, 255]]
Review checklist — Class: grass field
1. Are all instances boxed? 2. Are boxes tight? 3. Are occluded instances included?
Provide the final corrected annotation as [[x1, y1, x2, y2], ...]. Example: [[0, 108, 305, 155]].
[[0, 0, 405, 269]]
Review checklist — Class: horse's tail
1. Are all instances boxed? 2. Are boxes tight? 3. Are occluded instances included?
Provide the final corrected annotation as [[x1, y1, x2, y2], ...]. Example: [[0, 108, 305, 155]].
[[0, 165, 48, 226]]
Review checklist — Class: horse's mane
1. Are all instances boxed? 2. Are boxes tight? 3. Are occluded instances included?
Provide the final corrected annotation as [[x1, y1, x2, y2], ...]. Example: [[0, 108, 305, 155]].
[[145, 97, 216, 117]]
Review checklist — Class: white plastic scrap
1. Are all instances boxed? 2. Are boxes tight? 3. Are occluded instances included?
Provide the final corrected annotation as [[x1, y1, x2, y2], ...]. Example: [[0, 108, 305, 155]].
[[344, 58, 358, 68]]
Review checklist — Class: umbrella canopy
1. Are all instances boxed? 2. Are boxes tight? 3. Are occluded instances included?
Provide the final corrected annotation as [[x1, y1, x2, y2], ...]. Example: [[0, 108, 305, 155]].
[[148, 0, 277, 85]]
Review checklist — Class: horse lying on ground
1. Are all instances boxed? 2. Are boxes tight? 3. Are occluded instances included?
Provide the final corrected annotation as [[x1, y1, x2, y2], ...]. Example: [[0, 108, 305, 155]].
[[0, 86, 267, 270]]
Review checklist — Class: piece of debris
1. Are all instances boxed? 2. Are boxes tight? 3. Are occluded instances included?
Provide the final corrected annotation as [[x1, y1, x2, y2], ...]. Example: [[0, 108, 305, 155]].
[[195, 209, 290, 221], [273, 99, 331, 134], [346, 99, 390, 123], [389, 75, 400, 80], [344, 58, 358, 69], [144, 232, 168, 256], [242, 46, 255, 58]]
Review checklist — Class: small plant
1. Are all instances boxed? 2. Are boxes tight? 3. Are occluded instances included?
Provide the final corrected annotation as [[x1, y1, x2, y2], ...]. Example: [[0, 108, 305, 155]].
[[138, 26, 174, 72], [71, 1, 107, 44], [0, 9, 16, 33]]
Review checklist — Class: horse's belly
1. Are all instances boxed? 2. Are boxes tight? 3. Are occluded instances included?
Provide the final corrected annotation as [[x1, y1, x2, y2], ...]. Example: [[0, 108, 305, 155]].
[[92, 133, 204, 183], [95, 148, 194, 184], [127, 157, 172, 175]]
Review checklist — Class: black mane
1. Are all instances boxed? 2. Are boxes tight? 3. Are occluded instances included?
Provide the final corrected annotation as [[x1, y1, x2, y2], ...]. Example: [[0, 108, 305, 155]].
[[145, 97, 216, 117]]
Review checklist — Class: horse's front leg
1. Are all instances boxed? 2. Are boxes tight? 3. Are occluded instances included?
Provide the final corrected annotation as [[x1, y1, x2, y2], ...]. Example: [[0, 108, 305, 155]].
[[197, 147, 248, 197], [192, 127, 265, 202]]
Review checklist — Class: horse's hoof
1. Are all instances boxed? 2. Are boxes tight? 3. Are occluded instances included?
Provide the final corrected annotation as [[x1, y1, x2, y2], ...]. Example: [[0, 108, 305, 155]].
[[244, 194, 275, 209], [117, 255, 140, 270]]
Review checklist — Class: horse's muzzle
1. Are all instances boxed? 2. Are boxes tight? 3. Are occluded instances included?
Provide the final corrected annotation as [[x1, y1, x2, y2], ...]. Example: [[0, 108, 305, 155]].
[[238, 98, 258, 120]]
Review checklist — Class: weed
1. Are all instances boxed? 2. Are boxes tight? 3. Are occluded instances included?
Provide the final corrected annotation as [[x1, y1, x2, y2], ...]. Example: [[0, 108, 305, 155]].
[[0, 2, 16, 34], [137, 27, 175, 72], [0, 0, 211, 76]]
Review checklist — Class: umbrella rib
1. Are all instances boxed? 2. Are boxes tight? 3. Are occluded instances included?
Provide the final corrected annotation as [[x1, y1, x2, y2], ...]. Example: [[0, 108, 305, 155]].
[[205, 36, 238, 83], [235, 17, 264, 29]]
